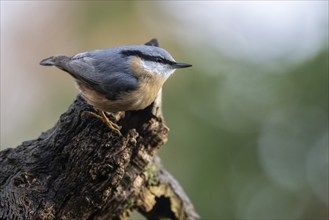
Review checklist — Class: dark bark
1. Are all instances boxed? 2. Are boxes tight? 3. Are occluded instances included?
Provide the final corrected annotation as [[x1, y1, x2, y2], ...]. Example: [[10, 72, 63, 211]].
[[0, 94, 199, 220]]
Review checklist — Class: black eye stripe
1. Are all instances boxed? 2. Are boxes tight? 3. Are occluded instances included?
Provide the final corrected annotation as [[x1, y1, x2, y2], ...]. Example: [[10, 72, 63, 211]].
[[121, 50, 175, 65]]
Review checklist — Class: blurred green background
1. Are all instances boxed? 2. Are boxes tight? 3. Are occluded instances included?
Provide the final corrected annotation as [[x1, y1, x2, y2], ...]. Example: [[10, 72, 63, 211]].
[[1, 1, 328, 219]]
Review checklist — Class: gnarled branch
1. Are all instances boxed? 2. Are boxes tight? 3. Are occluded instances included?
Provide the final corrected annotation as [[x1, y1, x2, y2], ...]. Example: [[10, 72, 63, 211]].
[[0, 93, 199, 220]]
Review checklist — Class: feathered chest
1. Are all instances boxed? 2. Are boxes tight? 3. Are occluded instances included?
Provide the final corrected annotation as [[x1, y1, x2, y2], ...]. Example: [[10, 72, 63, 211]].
[[78, 57, 164, 112]]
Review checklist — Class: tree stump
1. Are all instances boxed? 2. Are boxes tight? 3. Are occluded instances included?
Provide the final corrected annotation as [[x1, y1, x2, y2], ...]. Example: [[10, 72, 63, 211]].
[[0, 93, 199, 220]]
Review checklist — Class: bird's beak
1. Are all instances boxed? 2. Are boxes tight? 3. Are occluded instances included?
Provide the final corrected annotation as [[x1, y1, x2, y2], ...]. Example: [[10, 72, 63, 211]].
[[172, 62, 192, 69]]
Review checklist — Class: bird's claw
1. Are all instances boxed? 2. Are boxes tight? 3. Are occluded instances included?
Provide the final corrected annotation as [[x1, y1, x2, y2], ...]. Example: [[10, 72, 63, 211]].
[[83, 110, 122, 135]]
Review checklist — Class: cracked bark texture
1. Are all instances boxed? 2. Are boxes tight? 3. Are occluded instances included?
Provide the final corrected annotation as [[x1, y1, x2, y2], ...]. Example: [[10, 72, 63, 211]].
[[0, 94, 199, 220]]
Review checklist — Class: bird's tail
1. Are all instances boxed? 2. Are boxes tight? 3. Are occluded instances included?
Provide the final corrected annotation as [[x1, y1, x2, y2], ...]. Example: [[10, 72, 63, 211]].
[[40, 55, 71, 67], [40, 56, 56, 66]]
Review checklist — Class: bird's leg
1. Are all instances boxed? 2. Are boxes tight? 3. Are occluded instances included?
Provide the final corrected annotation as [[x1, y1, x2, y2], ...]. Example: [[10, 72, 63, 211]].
[[99, 111, 122, 133], [83, 110, 121, 135], [112, 111, 125, 122]]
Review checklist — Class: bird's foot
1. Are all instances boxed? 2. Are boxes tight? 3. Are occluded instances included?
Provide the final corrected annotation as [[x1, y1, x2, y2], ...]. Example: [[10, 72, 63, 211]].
[[83, 110, 122, 135]]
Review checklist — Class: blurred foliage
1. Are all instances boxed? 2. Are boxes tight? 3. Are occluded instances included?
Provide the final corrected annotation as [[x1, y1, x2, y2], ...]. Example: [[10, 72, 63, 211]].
[[161, 49, 328, 218]]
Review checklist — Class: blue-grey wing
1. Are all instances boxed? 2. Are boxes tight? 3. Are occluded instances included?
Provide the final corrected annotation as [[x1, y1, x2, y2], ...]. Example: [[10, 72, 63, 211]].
[[60, 52, 138, 100], [97, 72, 138, 100]]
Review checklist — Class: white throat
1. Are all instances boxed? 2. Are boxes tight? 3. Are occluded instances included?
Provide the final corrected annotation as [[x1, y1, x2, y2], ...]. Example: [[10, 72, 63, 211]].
[[142, 60, 175, 79]]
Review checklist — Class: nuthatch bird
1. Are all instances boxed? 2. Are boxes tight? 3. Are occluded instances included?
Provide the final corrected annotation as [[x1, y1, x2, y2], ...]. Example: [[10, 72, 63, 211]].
[[40, 39, 192, 133]]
